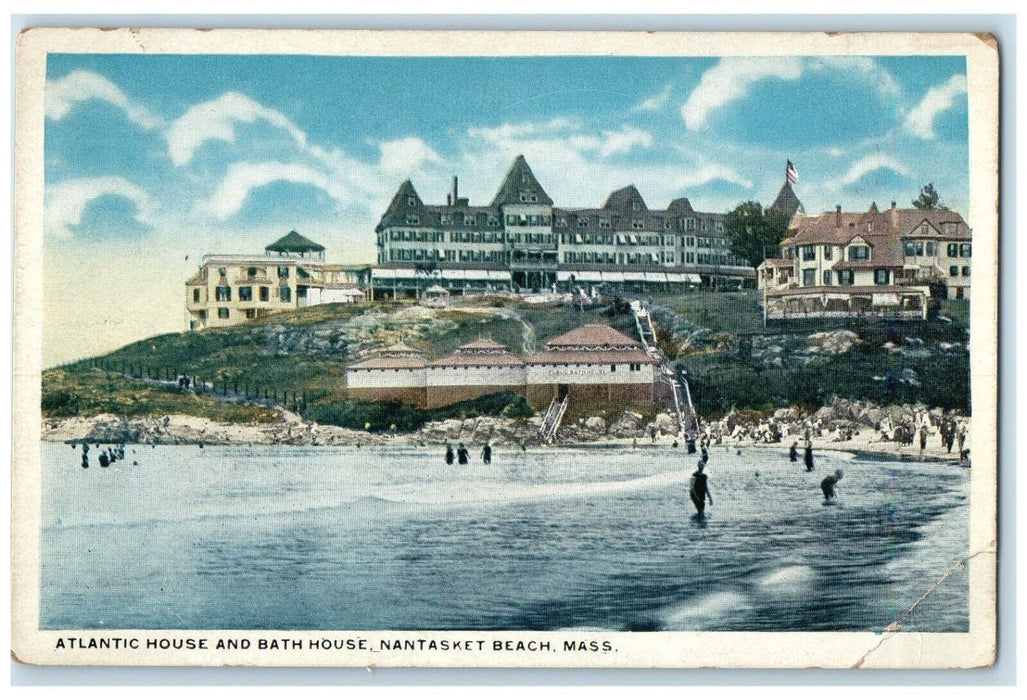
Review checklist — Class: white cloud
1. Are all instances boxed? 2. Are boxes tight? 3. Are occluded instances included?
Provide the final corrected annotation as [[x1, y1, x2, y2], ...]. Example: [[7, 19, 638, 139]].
[[595, 126, 653, 157], [193, 160, 348, 220], [682, 57, 804, 131], [672, 163, 753, 190], [468, 119, 651, 160], [166, 92, 311, 166], [809, 56, 901, 98], [832, 153, 910, 187], [378, 137, 444, 175], [632, 83, 673, 112], [466, 117, 579, 143], [45, 70, 161, 130], [45, 176, 157, 238], [904, 74, 968, 140], [682, 56, 902, 132]]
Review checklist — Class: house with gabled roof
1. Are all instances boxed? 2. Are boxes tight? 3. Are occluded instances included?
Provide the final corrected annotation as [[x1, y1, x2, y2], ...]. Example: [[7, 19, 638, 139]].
[[186, 231, 371, 330], [758, 202, 972, 322]]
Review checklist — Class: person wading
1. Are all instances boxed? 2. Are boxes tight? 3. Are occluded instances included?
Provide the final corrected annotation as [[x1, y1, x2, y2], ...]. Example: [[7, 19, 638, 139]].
[[481, 442, 492, 465], [457, 443, 469, 465], [789, 441, 799, 462], [821, 469, 843, 501], [689, 461, 713, 517], [444, 443, 455, 465], [804, 442, 815, 472]]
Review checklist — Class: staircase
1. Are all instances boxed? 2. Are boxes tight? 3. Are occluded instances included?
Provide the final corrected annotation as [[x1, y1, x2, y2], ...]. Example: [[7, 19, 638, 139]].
[[629, 297, 700, 439], [538, 395, 569, 444]]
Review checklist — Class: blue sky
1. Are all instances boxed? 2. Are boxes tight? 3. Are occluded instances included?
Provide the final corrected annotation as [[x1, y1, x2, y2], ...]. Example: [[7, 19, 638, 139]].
[[42, 53, 969, 365]]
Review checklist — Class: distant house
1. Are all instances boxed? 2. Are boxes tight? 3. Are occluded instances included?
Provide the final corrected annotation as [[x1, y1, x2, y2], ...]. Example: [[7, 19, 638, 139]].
[[186, 231, 372, 330], [345, 323, 656, 410], [758, 202, 972, 322]]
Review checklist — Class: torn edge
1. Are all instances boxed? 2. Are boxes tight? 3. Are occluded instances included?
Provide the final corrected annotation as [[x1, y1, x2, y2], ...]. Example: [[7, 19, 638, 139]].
[[852, 547, 995, 668]]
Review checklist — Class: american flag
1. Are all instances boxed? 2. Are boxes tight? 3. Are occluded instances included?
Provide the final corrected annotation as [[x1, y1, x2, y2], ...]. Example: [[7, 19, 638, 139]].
[[786, 160, 799, 186]]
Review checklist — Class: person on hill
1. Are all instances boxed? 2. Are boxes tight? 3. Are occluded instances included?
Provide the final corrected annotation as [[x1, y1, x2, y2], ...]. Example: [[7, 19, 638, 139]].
[[821, 469, 843, 501], [789, 441, 799, 462], [457, 443, 469, 465], [689, 461, 713, 517], [804, 442, 815, 472], [445, 443, 455, 465], [481, 442, 492, 465]]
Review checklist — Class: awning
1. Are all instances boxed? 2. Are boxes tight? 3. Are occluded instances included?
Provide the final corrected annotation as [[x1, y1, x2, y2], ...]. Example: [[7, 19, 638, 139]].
[[872, 292, 900, 306], [577, 271, 603, 282], [556, 271, 575, 282], [574, 234, 583, 244], [616, 235, 626, 245], [684, 273, 703, 284], [603, 272, 626, 282], [440, 270, 466, 280], [643, 272, 668, 282], [462, 270, 492, 280], [487, 270, 512, 281], [623, 272, 646, 282], [665, 273, 684, 283], [372, 268, 398, 280]]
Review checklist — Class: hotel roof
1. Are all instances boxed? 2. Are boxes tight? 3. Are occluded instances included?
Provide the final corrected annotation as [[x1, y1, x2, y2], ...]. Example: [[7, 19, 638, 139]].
[[265, 230, 325, 253]]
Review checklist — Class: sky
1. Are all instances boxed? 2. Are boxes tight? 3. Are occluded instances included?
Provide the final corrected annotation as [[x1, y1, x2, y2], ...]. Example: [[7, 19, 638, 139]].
[[42, 53, 969, 367]]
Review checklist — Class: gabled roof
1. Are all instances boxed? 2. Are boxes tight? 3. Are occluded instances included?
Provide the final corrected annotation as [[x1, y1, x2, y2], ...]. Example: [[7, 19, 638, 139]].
[[381, 343, 427, 356], [602, 185, 648, 211], [489, 155, 554, 207], [456, 338, 512, 352], [265, 230, 325, 253], [431, 339, 524, 367], [375, 180, 425, 232], [769, 181, 804, 218], [666, 197, 696, 215], [544, 324, 641, 349], [348, 356, 428, 370], [787, 206, 971, 247]]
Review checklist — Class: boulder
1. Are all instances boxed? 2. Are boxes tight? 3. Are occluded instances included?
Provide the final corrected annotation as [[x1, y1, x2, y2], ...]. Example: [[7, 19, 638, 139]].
[[653, 412, 677, 434], [584, 416, 607, 433]]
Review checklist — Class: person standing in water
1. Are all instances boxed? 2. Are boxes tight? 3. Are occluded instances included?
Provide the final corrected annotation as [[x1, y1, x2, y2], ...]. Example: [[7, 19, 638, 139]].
[[689, 461, 713, 517], [821, 469, 843, 501], [445, 443, 455, 465], [804, 442, 815, 472], [457, 443, 469, 465], [700, 439, 709, 464], [789, 441, 799, 462], [481, 442, 492, 465]]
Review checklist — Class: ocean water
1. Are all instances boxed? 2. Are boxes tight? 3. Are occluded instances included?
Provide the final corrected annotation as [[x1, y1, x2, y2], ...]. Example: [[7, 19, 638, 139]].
[[39, 442, 969, 632]]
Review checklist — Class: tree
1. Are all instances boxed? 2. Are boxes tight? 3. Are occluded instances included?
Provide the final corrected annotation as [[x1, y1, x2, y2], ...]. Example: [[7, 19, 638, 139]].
[[722, 201, 791, 272], [912, 183, 948, 210]]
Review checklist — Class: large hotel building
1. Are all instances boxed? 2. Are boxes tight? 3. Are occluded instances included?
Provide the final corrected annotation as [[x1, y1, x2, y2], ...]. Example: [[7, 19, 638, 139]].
[[371, 155, 799, 296]]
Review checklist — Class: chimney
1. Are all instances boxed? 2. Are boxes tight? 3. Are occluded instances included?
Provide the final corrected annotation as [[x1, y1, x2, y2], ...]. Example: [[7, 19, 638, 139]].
[[835, 205, 842, 228], [452, 176, 459, 206], [891, 201, 896, 209]]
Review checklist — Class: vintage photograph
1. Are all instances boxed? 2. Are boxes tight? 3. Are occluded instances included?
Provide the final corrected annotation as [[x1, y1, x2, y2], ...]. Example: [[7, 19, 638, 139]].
[[12, 29, 998, 668]]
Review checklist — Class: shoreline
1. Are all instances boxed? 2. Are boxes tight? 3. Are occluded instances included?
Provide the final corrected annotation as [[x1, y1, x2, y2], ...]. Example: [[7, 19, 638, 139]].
[[41, 411, 965, 465]]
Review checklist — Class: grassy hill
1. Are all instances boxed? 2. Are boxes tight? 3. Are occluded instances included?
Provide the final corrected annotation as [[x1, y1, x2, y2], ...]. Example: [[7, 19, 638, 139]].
[[43, 293, 971, 429]]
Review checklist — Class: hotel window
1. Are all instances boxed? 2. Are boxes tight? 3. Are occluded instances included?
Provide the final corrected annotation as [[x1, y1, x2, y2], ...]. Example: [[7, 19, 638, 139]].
[[215, 285, 231, 302], [610, 364, 617, 372], [949, 266, 959, 277], [686, 218, 695, 231], [259, 287, 269, 301], [962, 266, 971, 277], [632, 219, 645, 230], [247, 267, 258, 278], [405, 214, 419, 225], [874, 269, 889, 285], [238, 286, 253, 302], [198, 310, 207, 320], [554, 217, 566, 227], [245, 309, 256, 319], [217, 307, 229, 319], [802, 269, 815, 286], [280, 287, 292, 303], [599, 219, 611, 229], [687, 237, 695, 247], [848, 245, 870, 260], [823, 245, 832, 260], [960, 243, 972, 257], [823, 270, 832, 285], [904, 242, 916, 256], [192, 288, 200, 303], [926, 242, 935, 255], [838, 270, 855, 286], [801, 245, 815, 261], [577, 217, 589, 227], [277, 266, 290, 278], [947, 243, 959, 257]]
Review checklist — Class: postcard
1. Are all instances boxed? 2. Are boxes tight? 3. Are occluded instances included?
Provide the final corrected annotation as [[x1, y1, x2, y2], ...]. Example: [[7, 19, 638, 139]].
[[12, 28, 998, 668]]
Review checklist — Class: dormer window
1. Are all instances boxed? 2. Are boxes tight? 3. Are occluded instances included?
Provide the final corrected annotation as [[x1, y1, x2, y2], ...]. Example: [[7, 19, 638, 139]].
[[632, 200, 641, 212], [848, 245, 870, 261], [407, 196, 416, 206], [405, 214, 419, 225], [632, 219, 645, 230]]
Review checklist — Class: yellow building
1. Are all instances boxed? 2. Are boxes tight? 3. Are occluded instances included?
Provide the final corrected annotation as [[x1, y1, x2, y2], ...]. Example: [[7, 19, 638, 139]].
[[186, 231, 371, 330]]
